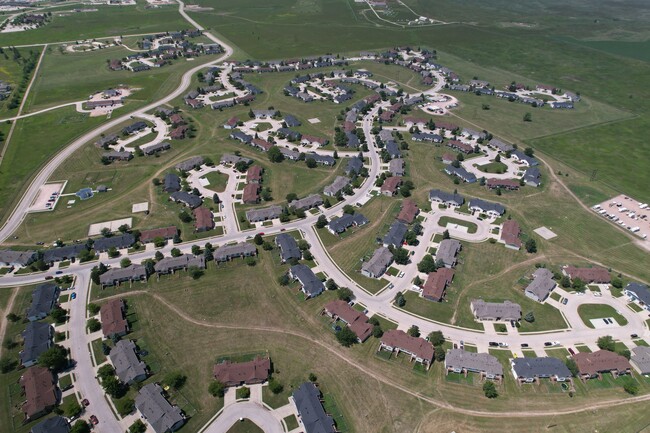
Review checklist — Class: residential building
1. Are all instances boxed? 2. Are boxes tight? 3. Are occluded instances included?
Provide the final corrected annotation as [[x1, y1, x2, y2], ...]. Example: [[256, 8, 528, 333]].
[[379, 329, 434, 370], [380, 176, 402, 196], [436, 239, 461, 268], [0, 249, 36, 267], [292, 382, 336, 433], [447, 140, 473, 154], [290, 194, 323, 211], [246, 205, 282, 223], [246, 165, 263, 184], [486, 178, 520, 191], [488, 138, 514, 153], [499, 219, 521, 250], [563, 265, 611, 284], [573, 350, 631, 380], [397, 199, 419, 224], [20, 367, 60, 421], [383, 221, 407, 248], [27, 284, 59, 322], [625, 282, 650, 311], [31, 416, 70, 433], [135, 383, 185, 433], [275, 233, 301, 263], [323, 176, 350, 197], [422, 268, 454, 302], [346, 157, 363, 176], [327, 213, 368, 235], [140, 226, 177, 243], [193, 207, 214, 232], [109, 339, 148, 384], [444, 165, 476, 183], [470, 299, 521, 322], [429, 189, 464, 207], [20, 322, 53, 367], [361, 247, 393, 278], [512, 150, 539, 166], [220, 154, 252, 166], [242, 183, 260, 204], [323, 300, 373, 342], [445, 349, 504, 380], [213, 357, 271, 387], [175, 156, 204, 172], [524, 268, 556, 302], [511, 357, 572, 384], [154, 254, 205, 274], [289, 264, 325, 298], [42, 244, 87, 263], [103, 151, 132, 161], [169, 191, 202, 209], [389, 158, 404, 176], [143, 142, 171, 155], [163, 173, 181, 193], [99, 265, 147, 287], [100, 299, 129, 338], [631, 346, 650, 375], [213, 242, 257, 263], [93, 233, 135, 252], [523, 166, 541, 187], [468, 198, 505, 217]]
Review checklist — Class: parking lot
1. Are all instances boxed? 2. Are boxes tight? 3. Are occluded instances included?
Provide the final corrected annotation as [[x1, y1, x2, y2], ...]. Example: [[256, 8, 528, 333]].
[[28, 181, 66, 212], [593, 194, 650, 242]]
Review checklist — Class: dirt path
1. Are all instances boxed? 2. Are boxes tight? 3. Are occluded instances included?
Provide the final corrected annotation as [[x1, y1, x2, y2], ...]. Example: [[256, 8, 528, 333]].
[[0, 287, 18, 357], [108, 289, 650, 418]]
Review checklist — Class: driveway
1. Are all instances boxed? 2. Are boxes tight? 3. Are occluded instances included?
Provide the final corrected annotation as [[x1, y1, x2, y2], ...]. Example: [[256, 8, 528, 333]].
[[201, 401, 284, 433]]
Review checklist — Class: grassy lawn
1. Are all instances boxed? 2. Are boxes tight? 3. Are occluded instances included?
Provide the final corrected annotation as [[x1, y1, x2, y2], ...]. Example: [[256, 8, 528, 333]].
[[477, 161, 508, 174], [226, 419, 264, 433], [575, 345, 592, 353], [58, 374, 73, 391], [437, 216, 478, 234], [550, 292, 561, 302], [283, 415, 299, 431], [577, 304, 629, 328], [203, 171, 229, 192], [628, 302, 643, 313], [545, 348, 570, 360], [91, 338, 107, 365], [398, 290, 455, 327], [59, 293, 69, 303]]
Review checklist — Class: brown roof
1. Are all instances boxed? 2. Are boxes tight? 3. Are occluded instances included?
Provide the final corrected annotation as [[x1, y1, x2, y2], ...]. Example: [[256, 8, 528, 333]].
[[343, 121, 356, 132], [225, 117, 238, 127], [380, 176, 402, 194], [487, 178, 520, 189], [193, 207, 214, 231], [140, 226, 177, 242], [565, 266, 611, 284], [169, 114, 185, 125], [169, 125, 188, 139], [252, 138, 273, 151], [242, 183, 260, 204], [380, 330, 434, 362], [246, 165, 263, 183], [404, 116, 427, 125], [302, 134, 328, 145], [397, 199, 419, 224], [500, 219, 521, 248], [379, 111, 394, 121], [447, 140, 473, 153], [442, 153, 455, 163], [100, 299, 128, 337], [436, 121, 458, 131], [213, 357, 270, 386], [324, 300, 372, 341], [20, 367, 57, 419], [422, 268, 454, 301], [573, 350, 631, 376]]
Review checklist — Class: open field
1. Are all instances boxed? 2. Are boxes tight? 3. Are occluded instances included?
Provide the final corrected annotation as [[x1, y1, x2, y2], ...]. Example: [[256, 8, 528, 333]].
[[578, 303, 629, 328], [0, 4, 190, 46]]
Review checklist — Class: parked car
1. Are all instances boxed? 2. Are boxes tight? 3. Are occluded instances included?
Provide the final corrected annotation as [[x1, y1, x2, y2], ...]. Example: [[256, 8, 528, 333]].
[[544, 342, 553, 347], [568, 348, 576, 355], [55, 270, 63, 275], [498, 342, 509, 348], [71, 292, 77, 300], [510, 320, 516, 328], [562, 298, 568, 305], [45, 276, 53, 280], [90, 415, 98, 425], [82, 399, 90, 407], [631, 334, 639, 338], [488, 342, 499, 347], [521, 343, 529, 348]]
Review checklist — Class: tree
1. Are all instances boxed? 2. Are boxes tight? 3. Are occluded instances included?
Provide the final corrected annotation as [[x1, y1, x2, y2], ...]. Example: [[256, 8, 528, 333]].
[[597, 335, 616, 352], [565, 358, 579, 377], [118, 224, 129, 233], [338, 287, 353, 302], [336, 326, 358, 347], [0, 357, 17, 373], [245, 257, 256, 266], [268, 146, 284, 162], [189, 266, 204, 280], [191, 245, 201, 255], [50, 307, 67, 324], [87, 303, 100, 315], [107, 247, 119, 259], [427, 331, 445, 347], [343, 204, 355, 215], [442, 230, 450, 240], [305, 157, 317, 168], [560, 275, 571, 288], [38, 345, 68, 372], [286, 193, 298, 202], [483, 381, 498, 398], [394, 292, 406, 307], [407, 325, 420, 337], [618, 349, 631, 360], [155, 251, 164, 261], [623, 379, 639, 395], [417, 254, 437, 273], [164, 371, 187, 390], [171, 248, 182, 257], [70, 420, 91, 433], [253, 233, 264, 245], [102, 376, 124, 398], [98, 364, 115, 380], [308, 373, 318, 382], [611, 277, 623, 289], [120, 258, 132, 268], [153, 237, 166, 248], [572, 277, 586, 293], [523, 112, 532, 122], [524, 311, 535, 323], [316, 215, 328, 229], [178, 210, 192, 223], [87, 318, 101, 332], [129, 420, 147, 433], [208, 380, 225, 397], [524, 147, 534, 157], [392, 247, 409, 265], [298, 239, 310, 251], [268, 378, 284, 394], [5, 312, 20, 322], [525, 238, 537, 253], [238, 386, 251, 399], [326, 279, 338, 290]]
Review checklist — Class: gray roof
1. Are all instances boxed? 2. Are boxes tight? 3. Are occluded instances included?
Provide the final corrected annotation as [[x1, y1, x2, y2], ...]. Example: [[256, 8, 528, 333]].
[[511, 357, 572, 379], [175, 156, 204, 172], [290, 264, 324, 297], [293, 382, 336, 433], [246, 205, 282, 222], [512, 150, 539, 166], [135, 383, 184, 433], [284, 114, 301, 127], [308, 153, 335, 166], [275, 234, 301, 262], [429, 189, 464, 206], [27, 283, 58, 320], [279, 147, 300, 160], [43, 244, 87, 262], [488, 138, 514, 152], [378, 129, 394, 142], [230, 130, 253, 143], [444, 165, 476, 183], [445, 349, 503, 377], [631, 346, 650, 374], [31, 416, 70, 433], [109, 339, 147, 384], [328, 213, 368, 234], [143, 142, 171, 155], [213, 242, 257, 262], [163, 173, 181, 192], [626, 282, 650, 306], [170, 191, 202, 208], [154, 254, 205, 273], [345, 131, 359, 148], [93, 233, 135, 252], [385, 141, 401, 158], [383, 221, 407, 247], [99, 265, 147, 285], [278, 127, 301, 140], [471, 299, 521, 321], [345, 157, 363, 175], [0, 249, 35, 266], [20, 321, 52, 365], [388, 158, 404, 176], [323, 176, 350, 196], [221, 154, 252, 165], [525, 268, 556, 301], [468, 198, 505, 215], [523, 166, 541, 185], [361, 247, 393, 278], [412, 133, 442, 142], [290, 194, 323, 211], [436, 239, 461, 267]]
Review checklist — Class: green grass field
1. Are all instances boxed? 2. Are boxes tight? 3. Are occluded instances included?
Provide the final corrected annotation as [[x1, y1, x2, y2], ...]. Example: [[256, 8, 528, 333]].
[[577, 304, 629, 328]]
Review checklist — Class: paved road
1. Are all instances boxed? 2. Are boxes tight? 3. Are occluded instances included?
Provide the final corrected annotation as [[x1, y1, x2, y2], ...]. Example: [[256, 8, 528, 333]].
[[201, 402, 284, 433]]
